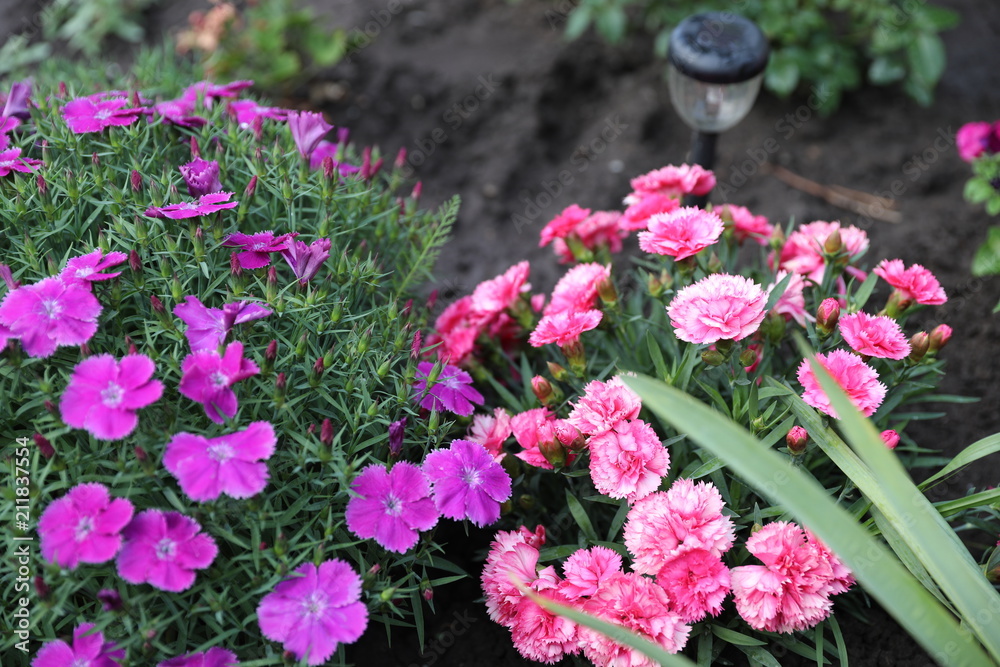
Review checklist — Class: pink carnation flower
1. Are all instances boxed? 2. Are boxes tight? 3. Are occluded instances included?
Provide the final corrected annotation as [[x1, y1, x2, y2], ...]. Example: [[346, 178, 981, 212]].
[[588, 419, 669, 503], [413, 361, 485, 416], [164, 422, 276, 502], [731, 521, 853, 633], [281, 237, 332, 285], [39, 483, 134, 569], [466, 407, 513, 461], [560, 546, 622, 599], [33, 623, 124, 667], [0, 147, 43, 176], [470, 261, 530, 319], [667, 273, 768, 344], [873, 258, 947, 305], [157, 648, 239, 667], [629, 163, 715, 198], [223, 231, 298, 270], [0, 276, 101, 357], [620, 192, 680, 231], [151, 98, 206, 128], [637, 206, 724, 260], [62, 95, 144, 133], [60, 354, 164, 440], [482, 528, 546, 626], [59, 249, 127, 289], [544, 262, 611, 317], [179, 341, 260, 424], [566, 375, 642, 436], [511, 407, 559, 470], [174, 296, 272, 351], [778, 221, 869, 283], [797, 349, 887, 418], [509, 572, 580, 664], [117, 509, 218, 592], [625, 479, 735, 575], [768, 270, 813, 327], [723, 204, 774, 245], [345, 461, 439, 553], [655, 548, 731, 622], [528, 309, 602, 347], [145, 192, 239, 219], [427, 295, 485, 365], [539, 204, 591, 247], [579, 572, 690, 664], [258, 559, 368, 665], [551, 210, 625, 263], [838, 311, 911, 359], [423, 439, 512, 527]]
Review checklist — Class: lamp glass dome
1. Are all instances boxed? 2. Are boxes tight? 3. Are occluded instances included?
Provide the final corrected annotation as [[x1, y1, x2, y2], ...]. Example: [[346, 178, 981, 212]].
[[667, 69, 763, 133]]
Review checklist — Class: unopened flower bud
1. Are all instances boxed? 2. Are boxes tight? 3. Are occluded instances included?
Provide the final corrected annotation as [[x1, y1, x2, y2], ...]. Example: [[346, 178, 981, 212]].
[[244, 174, 258, 199], [816, 298, 840, 336], [33, 433, 55, 458], [395, 147, 407, 169], [823, 229, 843, 255], [264, 339, 278, 367], [411, 181, 423, 200], [425, 289, 438, 312], [0, 264, 19, 290], [597, 276, 618, 305], [547, 361, 569, 382], [786, 426, 808, 455], [230, 252, 243, 277], [928, 324, 952, 353], [320, 418, 334, 446], [422, 586, 433, 602], [190, 136, 201, 159], [701, 349, 725, 366], [97, 588, 123, 612], [43, 400, 56, 414], [275, 372, 287, 399], [739, 347, 759, 369], [130, 169, 142, 192], [561, 339, 587, 377], [134, 445, 148, 462], [79, 342, 91, 358], [908, 331, 930, 363], [388, 417, 406, 457], [554, 421, 586, 451], [36, 173, 47, 195], [880, 429, 900, 450], [531, 375, 555, 405], [150, 294, 165, 314], [128, 249, 141, 274], [539, 438, 567, 468], [518, 494, 536, 511]]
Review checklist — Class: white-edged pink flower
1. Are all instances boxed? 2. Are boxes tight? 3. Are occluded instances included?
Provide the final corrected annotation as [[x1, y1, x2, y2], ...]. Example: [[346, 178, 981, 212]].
[[566, 375, 641, 436], [638, 207, 724, 260], [797, 349, 886, 418], [873, 259, 947, 305], [838, 311, 911, 359], [667, 273, 768, 344], [588, 419, 669, 503]]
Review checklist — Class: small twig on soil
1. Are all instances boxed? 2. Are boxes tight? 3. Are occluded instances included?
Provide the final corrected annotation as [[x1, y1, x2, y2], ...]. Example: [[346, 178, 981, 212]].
[[760, 163, 902, 224]]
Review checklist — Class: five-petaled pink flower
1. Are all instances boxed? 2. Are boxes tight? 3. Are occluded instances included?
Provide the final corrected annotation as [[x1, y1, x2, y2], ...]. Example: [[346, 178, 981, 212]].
[[227, 99, 287, 129], [345, 461, 439, 553], [838, 311, 911, 359], [164, 422, 276, 502], [797, 349, 886, 418], [0, 147, 43, 176], [528, 309, 602, 347], [280, 237, 331, 285], [157, 647, 240, 667], [423, 439, 512, 527], [62, 95, 145, 133], [39, 483, 134, 569], [0, 276, 102, 357], [223, 231, 298, 270], [61, 354, 164, 440], [179, 341, 260, 424], [174, 296, 272, 351], [288, 111, 334, 159], [413, 361, 484, 416], [59, 249, 127, 289], [667, 273, 768, 344], [588, 419, 670, 503], [638, 206, 724, 260], [873, 259, 947, 305], [32, 623, 124, 667], [257, 560, 369, 665], [116, 509, 218, 592], [145, 192, 239, 219]]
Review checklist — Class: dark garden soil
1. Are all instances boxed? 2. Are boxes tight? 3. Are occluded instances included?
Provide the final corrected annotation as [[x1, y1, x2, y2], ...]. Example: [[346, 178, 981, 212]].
[[5, 0, 1000, 664]]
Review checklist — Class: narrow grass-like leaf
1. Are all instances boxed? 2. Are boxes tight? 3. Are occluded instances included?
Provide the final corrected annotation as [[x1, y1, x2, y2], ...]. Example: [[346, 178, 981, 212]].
[[919, 433, 1000, 490], [566, 490, 599, 542]]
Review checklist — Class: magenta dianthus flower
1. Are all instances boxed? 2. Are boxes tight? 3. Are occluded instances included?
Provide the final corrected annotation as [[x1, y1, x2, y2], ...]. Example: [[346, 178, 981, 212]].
[[151, 98, 207, 128], [288, 111, 334, 159], [280, 237, 332, 285], [0, 116, 21, 150], [145, 192, 239, 219], [174, 296, 272, 351], [157, 647, 239, 667], [116, 509, 218, 592], [164, 422, 276, 502], [227, 99, 287, 129], [0, 276, 101, 358], [0, 147, 43, 176], [345, 461, 439, 553], [539, 204, 591, 247], [60, 354, 163, 440], [179, 158, 222, 197], [182, 80, 253, 107], [630, 163, 715, 198], [2, 80, 31, 120], [39, 483, 134, 569], [258, 560, 369, 665], [59, 249, 127, 289], [423, 439, 512, 527], [413, 361, 485, 416], [223, 231, 298, 270], [62, 95, 144, 133], [32, 623, 124, 667], [179, 341, 260, 424], [656, 548, 731, 623]]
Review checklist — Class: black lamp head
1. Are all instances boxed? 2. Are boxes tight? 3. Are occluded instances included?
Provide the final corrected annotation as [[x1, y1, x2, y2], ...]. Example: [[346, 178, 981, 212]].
[[667, 12, 769, 85]]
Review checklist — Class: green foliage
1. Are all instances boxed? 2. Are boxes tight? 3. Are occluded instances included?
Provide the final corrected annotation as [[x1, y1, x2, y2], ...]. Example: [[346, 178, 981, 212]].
[[0, 50, 460, 664], [41, 0, 163, 56], [959, 148, 1000, 309], [559, 0, 958, 114]]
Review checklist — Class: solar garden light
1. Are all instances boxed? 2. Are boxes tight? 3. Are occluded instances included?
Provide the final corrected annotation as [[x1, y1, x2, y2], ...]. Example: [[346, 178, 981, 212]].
[[667, 12, 769, 207]]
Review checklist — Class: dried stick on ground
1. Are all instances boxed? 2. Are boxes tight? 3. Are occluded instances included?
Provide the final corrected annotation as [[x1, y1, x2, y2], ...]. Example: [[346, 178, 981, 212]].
[[761, 163, 903, 224]]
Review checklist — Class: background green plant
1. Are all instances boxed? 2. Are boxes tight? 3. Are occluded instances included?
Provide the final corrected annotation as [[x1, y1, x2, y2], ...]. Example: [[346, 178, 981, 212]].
[[561, 0, 957, 114], [0, 50, 465, 665]]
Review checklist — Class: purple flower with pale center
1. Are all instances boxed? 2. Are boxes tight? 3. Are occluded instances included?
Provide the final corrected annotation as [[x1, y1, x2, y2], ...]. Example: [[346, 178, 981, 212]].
[[151, 97, 207, 128], [179, 341, 260, 424], [0, 115, 21, 150], [423, 440, 512, 527], [345, 461, 439, 553], [227, 99, 288, 129], [288, 111, 334, 159], [59, 249, 127, 289], [157, 648, 240, 667], [182, 80, 254, 107], [174, 296, 272, 351], [2, 80, 31, 120], [164, 422, 276, 502], [0, 276, 101, 358], [413, 362, 484, 416], [116, 509, 218, 592], [145, 192, 239, 219], [280, 237, 331, 285], [179, 158, 222, 197], [60, 354, 164, 440], [0, 147, 43, 176], [257, 560, 369, 665], [38, 483, 134, 569], [62, 95, 144, 133], [223, 231, 298, 270], [32, 623, 124, 667]]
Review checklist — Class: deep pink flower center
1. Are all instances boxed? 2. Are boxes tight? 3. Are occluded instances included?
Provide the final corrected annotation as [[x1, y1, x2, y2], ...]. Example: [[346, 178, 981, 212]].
[[101, 382, 125, 408], [207, 441, 234, 462], [40, 298, 63, 320], [460, 465, 482, 488], [383, 492, 403, 516], [210, 371, 230, 389], [301, 590, 329, 618], [155, 538, 177, 560], [74, 516, 95, 542]]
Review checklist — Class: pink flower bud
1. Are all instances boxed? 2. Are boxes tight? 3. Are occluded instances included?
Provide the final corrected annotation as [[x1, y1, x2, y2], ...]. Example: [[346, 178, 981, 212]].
[[422, 586, 433, 602], [244, 174, 258, 198], [539, 438, 567, 468], [265, 340, 278, 363], [34, 575, 50, 600], [320, 418, 334, 446], [190, 136, 201, 159], [128, 249, 142, 273], [307, 423, 316, 436], [929, 324, 952, 353], [312, 357, 325, 377], [36, 173, 47, 195], [80, 342, 91, 357], [531, 375, 554, 404], [33, 433, 55, 459], [360, 146, 372, 179], [58, 82, 67, 98], [322, 156, 335, 180], [130, 169, 142, 192], [411, 181, 423, 200], [134, 446, 148, 462], [276, 372, 287, 392], [0, 264, 20, 290], [401, 299, 413, 319], [823, 229, 843, 255], [92, 151, 100, 167], [425, 289, 438, 312], [395, 147, 407, 168], [880, 429, 900, 450], [554, 421, 586, 451], [816, 298, 840, 335], [411, 330, 423, 359], [230, 252, 243, 277], [370, 157, 384, 179], [43, 400, 56, 414], [388, 417, 406, 457], [786, 426, 808, 454], [909, 331, 930, 362]]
